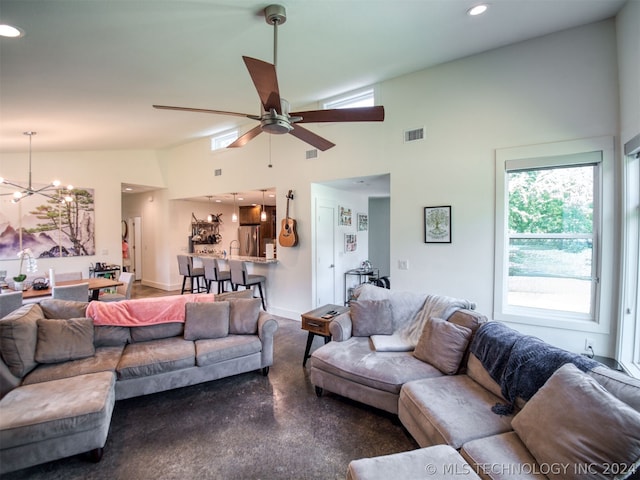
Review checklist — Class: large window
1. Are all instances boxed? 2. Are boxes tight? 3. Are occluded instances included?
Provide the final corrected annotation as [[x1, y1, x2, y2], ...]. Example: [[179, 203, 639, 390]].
[[507, 164, 597, 316], [494, 137, 613, 332]]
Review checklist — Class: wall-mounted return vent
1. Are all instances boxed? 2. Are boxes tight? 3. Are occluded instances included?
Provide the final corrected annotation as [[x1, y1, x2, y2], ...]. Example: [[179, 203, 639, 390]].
[[214, 169, 222, 176], [306, 149, 319, 160], [404, 127, 425, 143]]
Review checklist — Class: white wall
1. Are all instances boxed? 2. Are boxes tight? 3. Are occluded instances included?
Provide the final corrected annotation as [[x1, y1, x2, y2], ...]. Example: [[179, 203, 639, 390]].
[[2, 16, 632, 357]]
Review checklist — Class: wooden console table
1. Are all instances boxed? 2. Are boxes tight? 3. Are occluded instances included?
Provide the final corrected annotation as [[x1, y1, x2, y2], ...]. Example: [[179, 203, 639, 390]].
[[301, 304, 349, 367]]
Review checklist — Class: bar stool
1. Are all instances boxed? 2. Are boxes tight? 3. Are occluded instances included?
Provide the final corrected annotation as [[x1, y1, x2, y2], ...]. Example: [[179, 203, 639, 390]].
[[229, 260, 266, 310], [177, 255, 205, 294], [202, 258, 231, 294]]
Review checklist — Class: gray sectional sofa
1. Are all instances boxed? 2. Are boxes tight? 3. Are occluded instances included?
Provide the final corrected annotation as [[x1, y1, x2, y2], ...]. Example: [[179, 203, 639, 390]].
[[309, 285, 640, 480], [0, 290, 278, 474]]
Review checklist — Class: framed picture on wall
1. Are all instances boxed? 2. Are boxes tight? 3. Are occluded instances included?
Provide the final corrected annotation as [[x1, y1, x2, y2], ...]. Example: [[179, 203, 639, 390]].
[[339, 206, 352, 226], [357, 213, 368, 231], [345, 233, 357, 252], [424, 206, 451, 243]]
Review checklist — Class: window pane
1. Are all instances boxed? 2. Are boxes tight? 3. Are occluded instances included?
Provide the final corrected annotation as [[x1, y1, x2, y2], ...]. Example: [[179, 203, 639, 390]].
[[507, 164, 595, 315], [508, 238, 592, 313], [508, 166, 593, 235]]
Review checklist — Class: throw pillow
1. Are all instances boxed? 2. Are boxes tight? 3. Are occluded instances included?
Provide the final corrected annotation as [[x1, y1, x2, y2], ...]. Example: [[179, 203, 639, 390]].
[[350, 299, 393, 337], [39, 298, 88, 319], [35, 317, 95, 363], [413, 317, 472, 375], [0, 304, 43, 377], [184, 302, 230, 340], [228, 298, 261, 334], [512, 363, 640, 480]]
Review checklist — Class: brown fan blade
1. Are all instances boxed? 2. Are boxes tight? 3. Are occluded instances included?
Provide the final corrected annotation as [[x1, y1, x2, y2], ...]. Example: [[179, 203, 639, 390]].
[[289, 125, 335, 151], [227, 125, 263, 148], [291, 106, 385, 123], [153, 105, 258, 119], [242, 56, 282, 114]]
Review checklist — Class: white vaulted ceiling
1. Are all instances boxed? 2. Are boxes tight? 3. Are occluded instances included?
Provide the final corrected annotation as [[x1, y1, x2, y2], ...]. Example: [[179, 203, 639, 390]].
[[0, 0, 627, 153]]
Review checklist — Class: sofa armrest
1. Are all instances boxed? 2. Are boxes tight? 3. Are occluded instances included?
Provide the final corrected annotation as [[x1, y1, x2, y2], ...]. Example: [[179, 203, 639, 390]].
[[329, 312, 352, 341], [257, 311, 278, 368]]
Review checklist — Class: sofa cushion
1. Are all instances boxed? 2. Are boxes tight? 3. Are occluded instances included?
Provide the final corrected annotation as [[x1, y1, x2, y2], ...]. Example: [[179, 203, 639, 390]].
[[39, 298, 88, 319], [0, 304, 43, 377], [23, 346, 124, 385], [354, 283, 427, 331], [512, 363, 640, 480], [228, 298, 261, 334], [460, 432, 546, 480], [0, 371, 115, 449], [195, 335, 262, 366], [35, 318, 95, 363], [399, 375, 514, 449], [184, 302, 229, 340], [347, 444, 481, 480], [129, 322, 184, 343], [350, 299, 393, 337], [117, 337, 195, 379], [413, 317, 472, 375], [94, 325, 131, 347], [311, 337, 443, 395], [588, 365, 640, 412]]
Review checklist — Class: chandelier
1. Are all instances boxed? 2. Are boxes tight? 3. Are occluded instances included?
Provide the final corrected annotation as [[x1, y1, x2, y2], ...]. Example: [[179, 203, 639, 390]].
[[0, 131, 74, 203]]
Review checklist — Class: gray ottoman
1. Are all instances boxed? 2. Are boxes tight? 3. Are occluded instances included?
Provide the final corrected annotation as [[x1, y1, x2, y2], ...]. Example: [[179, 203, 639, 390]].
[[0, 371, 116, 473], [346, 445, 481, 480]]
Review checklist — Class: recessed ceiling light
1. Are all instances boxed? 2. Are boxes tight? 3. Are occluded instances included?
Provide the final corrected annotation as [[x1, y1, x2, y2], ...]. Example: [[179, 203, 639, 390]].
[[467, 4, 488, 16], [0, 24, 24, 38]]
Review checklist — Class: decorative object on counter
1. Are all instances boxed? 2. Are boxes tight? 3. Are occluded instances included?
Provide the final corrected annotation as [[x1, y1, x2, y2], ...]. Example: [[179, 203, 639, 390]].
[[424, 205, 452, 243], [279, 189, 298, 247]]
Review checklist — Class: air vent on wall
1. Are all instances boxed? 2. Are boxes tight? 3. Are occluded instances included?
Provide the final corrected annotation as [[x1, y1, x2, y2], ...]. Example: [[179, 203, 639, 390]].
[[306, 149, 319, 160], [404, 127, 424, 143]]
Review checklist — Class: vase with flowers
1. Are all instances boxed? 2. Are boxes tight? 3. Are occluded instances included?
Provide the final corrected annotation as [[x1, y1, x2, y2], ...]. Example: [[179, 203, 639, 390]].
[[13, 248, 38, 291]]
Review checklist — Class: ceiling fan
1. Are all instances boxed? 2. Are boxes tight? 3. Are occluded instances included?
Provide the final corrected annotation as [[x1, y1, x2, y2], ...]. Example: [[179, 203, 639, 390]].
[[153, 4, 384, 152]]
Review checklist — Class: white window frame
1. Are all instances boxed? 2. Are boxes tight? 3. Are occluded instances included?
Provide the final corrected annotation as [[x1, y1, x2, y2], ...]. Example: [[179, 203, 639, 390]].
[[323, 87, 375, 110], [494, 136, 614, 333], [211, 130, 238, 151], [618, 134, 640, 377]]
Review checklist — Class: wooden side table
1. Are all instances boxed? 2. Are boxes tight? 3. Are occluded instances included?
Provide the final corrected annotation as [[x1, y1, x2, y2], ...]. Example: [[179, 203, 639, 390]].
[[301, 304, 349, 366]]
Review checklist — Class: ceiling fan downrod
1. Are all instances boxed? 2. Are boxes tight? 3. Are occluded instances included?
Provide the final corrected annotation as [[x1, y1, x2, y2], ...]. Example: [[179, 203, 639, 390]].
[[265, 4, 286, 68]]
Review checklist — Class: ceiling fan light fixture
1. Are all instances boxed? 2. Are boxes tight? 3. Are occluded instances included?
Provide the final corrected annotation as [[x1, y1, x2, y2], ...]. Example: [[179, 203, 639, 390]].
[[0, 24, 24, 38], [467, 4, 489, 16]]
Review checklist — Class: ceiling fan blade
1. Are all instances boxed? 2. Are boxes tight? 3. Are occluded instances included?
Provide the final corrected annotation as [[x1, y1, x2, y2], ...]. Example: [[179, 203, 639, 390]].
[[291, 106, 385, 123], [242, 56, 282, 113], [289, 125, 335, 151], [227, 125, 263, 148], [153, 105, 258, 119]]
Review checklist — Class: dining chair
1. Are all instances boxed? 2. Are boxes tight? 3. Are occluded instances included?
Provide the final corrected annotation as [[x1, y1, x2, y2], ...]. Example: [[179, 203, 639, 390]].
[[99, 272, 135, 302], [229, 260, 266, 310], [52, 283, 90, 302], [0, 291, 23, 318], [177, 255, 205, 294], [54, 271, 83, 282]]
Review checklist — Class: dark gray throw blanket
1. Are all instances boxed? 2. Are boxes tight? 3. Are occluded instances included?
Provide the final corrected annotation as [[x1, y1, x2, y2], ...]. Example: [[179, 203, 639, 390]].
[[469, 322, 599, 415]]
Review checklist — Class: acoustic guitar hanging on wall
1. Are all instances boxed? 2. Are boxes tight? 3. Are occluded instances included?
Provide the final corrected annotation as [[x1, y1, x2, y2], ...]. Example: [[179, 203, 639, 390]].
[[279, 190, 298, 247]]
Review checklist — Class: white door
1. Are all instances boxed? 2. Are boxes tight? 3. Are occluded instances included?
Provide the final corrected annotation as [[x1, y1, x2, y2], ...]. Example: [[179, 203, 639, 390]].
[[316, 204, 335, 306]]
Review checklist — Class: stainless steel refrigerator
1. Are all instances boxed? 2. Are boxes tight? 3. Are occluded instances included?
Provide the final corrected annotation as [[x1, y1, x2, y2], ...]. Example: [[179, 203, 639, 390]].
[[238, 225, 260, 257]]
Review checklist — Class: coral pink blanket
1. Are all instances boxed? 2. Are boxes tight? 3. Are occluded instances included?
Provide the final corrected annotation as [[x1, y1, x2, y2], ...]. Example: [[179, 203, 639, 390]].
[[87, 294, 216, 326]]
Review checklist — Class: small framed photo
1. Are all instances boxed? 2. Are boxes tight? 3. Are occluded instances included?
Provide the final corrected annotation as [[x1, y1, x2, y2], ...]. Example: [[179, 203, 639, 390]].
[[424, 206, 451, 243], [357, 213, 368, 231], [344, 233, 357, 252], [339, 206, 352, 226]]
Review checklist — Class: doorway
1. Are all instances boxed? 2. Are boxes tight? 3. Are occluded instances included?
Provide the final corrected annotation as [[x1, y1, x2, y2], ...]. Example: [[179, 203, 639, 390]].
[[126, 216, 142, 280]]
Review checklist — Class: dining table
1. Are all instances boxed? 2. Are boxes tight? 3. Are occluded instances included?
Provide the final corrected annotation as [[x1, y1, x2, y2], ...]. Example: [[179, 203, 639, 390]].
[[16, 277, 124, 302]]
